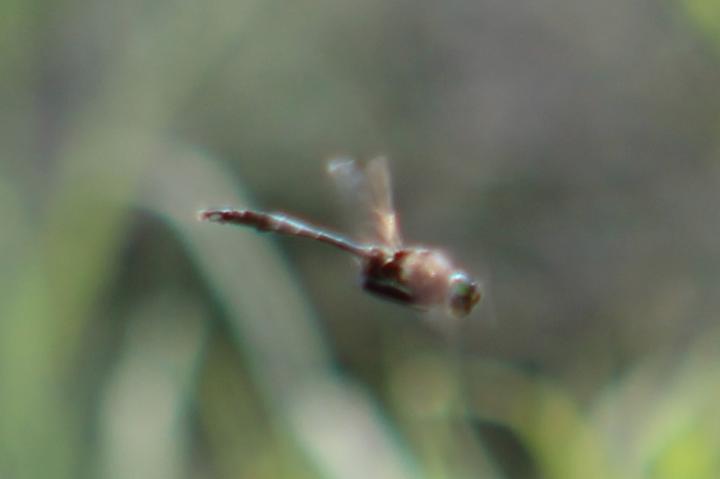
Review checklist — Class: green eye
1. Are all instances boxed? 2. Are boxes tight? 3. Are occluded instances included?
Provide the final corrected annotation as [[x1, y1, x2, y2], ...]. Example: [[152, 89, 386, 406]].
[[448, 273, 481, 318]]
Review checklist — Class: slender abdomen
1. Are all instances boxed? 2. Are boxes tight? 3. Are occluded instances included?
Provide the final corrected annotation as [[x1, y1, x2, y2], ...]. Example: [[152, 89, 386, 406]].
[[200, 208, 370, 257]]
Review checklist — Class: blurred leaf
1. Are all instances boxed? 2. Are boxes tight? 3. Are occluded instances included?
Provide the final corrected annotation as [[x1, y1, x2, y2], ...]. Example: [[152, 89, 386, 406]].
[[388, 351, 503, 479], [0, 1, 273, 477], [97, 296, 207, 479], [679, 0, 720, 51], [465, 361, 613, 479]]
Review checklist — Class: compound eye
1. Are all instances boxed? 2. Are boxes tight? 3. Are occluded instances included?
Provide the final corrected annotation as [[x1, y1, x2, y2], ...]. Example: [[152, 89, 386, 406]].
[[448, 274, 481, 318]]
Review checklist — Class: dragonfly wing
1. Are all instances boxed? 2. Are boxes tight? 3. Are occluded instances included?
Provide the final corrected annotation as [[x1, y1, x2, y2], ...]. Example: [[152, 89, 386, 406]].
[[327, 156, 402, 249], [366, 156, 402, 249]]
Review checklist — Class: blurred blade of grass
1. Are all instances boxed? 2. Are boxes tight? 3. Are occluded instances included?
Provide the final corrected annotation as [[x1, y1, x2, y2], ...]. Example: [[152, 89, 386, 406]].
[[678, 0, 720, 53], [0, 174, 27, 300], [196, 336, 315, 479], [0, 173, 83, 479], [659, 1, 720, 475], [97, 295, 207, 479], [387, 349, 503, 479], [0, 0, 269, 477], [145, 147, 421, 479], [464, 361, 614, 479], [591, 325, 720, 479]]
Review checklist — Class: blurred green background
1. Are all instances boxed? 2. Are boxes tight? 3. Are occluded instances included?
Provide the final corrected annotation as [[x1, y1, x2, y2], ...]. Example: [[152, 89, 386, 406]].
[[2, 0, 720, 478]]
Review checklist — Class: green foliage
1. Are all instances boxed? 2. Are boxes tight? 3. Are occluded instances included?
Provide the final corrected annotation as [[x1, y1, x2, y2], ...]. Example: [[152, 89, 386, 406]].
[[681, 0, 720, 52]]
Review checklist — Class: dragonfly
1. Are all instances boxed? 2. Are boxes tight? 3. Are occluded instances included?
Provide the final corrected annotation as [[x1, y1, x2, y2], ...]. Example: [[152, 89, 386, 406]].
[[199, 158, 481, 318]]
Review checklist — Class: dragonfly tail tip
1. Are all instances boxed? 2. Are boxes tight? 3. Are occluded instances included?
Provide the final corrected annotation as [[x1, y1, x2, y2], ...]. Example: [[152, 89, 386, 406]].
[[198, 209, 225, 223]]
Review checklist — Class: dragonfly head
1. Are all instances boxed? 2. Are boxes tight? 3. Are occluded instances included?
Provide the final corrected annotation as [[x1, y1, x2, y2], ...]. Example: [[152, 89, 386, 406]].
[[447, 273, 482, 318]]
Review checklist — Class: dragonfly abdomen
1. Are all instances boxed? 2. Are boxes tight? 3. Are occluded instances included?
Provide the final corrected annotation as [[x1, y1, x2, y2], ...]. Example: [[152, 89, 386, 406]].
[[200, 208, 370, 257]]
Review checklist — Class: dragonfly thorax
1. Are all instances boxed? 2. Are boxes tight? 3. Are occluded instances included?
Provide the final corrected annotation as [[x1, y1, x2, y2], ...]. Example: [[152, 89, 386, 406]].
[[360, 247, 471, 314]]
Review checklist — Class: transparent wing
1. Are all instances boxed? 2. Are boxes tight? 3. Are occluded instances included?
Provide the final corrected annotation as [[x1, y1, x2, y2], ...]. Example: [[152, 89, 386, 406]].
[[327, 156, 402, 249], [366, 157, 402, 249]]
